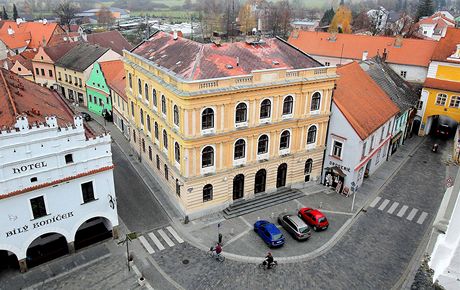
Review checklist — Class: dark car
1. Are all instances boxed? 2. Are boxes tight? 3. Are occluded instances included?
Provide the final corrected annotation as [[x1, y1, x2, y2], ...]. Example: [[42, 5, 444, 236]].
[[298, 208, 329, 231], [80, 112, 91, 121], [254, 220, 285, 247], [436, 124, 450, 137], [278, 213, 311, 240]]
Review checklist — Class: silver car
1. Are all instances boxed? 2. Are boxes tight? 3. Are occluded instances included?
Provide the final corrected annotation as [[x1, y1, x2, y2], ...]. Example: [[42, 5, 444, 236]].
[[278, 213, 312, 240]]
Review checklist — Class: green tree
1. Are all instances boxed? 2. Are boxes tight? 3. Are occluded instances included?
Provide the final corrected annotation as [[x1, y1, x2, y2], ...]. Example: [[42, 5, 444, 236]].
[[320, 7, 335, 26], [2, 6, 8, 20], [416, 0, 434, 21], [13, 4, 18, 20]]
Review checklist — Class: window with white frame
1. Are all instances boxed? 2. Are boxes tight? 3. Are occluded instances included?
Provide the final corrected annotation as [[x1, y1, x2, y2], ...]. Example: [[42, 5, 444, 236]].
[[152, 89, 157, 107], [280, 130, 290, 149], [235, 103, 247, 124], [436, 93, 447, 106], [257, 134, 269, 154], [201, 108, 214, 130], [175, 142, 180, 163], [154, 122, 159, 140], [161, 95, 167, 115], [140, 108, 144, 125], [362, 142, 367, 158], [138, 78, 142, 96], [144, 83, 149, 101], [416, 100, 423, 110], [163, 130, 168, 149], [310, 92, 321, 111], [400, 71, 407, 78], [174, 105, 180, 126], [324, 62, 330, 66], [307, 125, 317, 144], [380, 126, 385, 141], [283, 96, 293, 115], [202, 146, 214, 168], [332, 140, 343, 158], [146, 115, 151, 132], [260, 99, 271, 119], [370, 135, 374, 149], [128, 73, 132, 89], [449, 96, 460, 108], [203, 184, 213, 202], [234, 139, 246, 159]]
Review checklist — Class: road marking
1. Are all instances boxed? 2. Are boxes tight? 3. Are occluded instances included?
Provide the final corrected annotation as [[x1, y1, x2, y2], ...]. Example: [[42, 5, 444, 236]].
[[417, 212, 428, 224], [139, 236, 155, 254], [158, 229, 175, 247], [166, 226, 184, 244], [369, 196, 381, 208], [239, 216, 253, 228], [223, 229, 251, 248], [387, 202, 399, 214], [378, 199, 390, 211], [148, 232, 165, 251], [407, 208, 419, 221], [294, 199, 305, 209], [397, 205, 408, 217], [318, 209, 354, 216]]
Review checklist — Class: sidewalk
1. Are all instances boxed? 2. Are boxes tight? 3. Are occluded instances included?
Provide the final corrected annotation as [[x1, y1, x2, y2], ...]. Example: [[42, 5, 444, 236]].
[[74, 105, 426, 263]]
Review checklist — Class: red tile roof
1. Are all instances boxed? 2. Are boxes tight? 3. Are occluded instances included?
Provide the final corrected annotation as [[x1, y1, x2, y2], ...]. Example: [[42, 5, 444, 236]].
[[0, 68, 74, 128], [424, 78, 460, 93], [99, 59, 127, 101], [7, 51, 36, 71], [132, 31, 322, 81], [43, 41, 78, 62], [334, 62, 400, 140], [0, 20, 61, 49], [288, 31, 438, 67], [418, 12, 456, 26], [0, 31, 31, 49], [431, 27, 460, 63], [86, 30, 133, 55]]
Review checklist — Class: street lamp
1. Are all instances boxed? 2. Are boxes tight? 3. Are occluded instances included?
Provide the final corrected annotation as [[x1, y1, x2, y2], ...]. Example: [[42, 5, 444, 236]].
[[117, 232, 138, 272]]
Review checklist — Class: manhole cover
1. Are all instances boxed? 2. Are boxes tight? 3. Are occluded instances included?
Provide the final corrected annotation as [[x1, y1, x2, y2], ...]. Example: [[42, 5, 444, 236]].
[[182, 259, 189, 265]]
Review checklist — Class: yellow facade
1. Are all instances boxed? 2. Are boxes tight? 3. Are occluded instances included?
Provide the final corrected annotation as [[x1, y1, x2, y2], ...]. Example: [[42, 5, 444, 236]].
[[124, 52, 337, 218], [55, 66, 86, 105]]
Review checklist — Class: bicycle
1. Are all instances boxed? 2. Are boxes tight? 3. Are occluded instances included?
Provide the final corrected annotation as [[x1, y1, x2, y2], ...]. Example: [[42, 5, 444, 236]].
[[259, 260, 278, 270], [207, 247, 225, 262]]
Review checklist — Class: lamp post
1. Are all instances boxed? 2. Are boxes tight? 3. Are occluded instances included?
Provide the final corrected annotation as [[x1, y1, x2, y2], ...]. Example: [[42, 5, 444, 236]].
[[117, 232, 138, 272]]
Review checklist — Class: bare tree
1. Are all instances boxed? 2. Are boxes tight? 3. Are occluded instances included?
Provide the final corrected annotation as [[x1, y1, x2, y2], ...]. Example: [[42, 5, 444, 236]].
[[97, 6, 115, 28], [54, 1, 79, 30], [352, 11, 372, 32], [238, 3, 256, 34]]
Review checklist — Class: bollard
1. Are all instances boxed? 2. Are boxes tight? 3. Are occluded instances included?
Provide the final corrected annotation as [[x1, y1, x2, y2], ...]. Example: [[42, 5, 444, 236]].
[[231, 228, 234, 235], [257, 216, 260, 220], [319, 202, 323, 209], [218, 233, 223, 244]]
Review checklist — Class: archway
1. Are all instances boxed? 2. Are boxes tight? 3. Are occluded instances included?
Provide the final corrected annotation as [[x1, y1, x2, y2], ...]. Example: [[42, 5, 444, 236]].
[[74, 217, 113, 251], [426, 115, 458, 139], [233, 174, 245, 200], [0, 250, 19, 275], [254, 169, 267, 194], [26, 233, 68, 268], [276, 163, 288, 188]]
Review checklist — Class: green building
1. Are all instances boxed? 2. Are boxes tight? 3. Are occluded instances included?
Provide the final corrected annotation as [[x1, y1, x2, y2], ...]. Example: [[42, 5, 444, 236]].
[[86, 62, 112, 116]]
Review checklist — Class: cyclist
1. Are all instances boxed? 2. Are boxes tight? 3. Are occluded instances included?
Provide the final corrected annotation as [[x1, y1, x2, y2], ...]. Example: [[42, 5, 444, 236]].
[[265, 252, 274, 269], [215, 243, 222, 256]]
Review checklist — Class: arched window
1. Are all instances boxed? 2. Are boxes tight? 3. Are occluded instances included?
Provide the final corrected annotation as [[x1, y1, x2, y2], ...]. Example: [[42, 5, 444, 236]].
[[283, 96, 293, 115], [161, 95, 167, 114], [154, 122, 159, 140], [174, 105, 179, 126], [140, 108, 144, 125], [146, 115, 151, 132], [138, 78, 142, 96], [164, 164, 169, 180], [257, 134, 269, 154], [234, 139, 246, 160], [202, 146, 214, 168], [260, 99, 271, 119], [175, 142, 180, 163], [144, 83, 149, 101], [235, 103, 247, 123], [311, 92, 321, 111], [305, 159, 313, 174], [280, 130, 290, 149], [307, 125, 317, 144], [163, 130, 168, 149], [148, 146, 152, 160], [128, 73, 132, 89], [202, 108, 214, 130], [152, 89, 157, 107], [203, 184, 213, 202], [142, 138, 145, 152]]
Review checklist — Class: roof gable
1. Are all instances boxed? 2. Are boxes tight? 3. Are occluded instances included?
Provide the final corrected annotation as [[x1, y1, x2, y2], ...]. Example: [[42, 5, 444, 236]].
[[334, 62, 400, 140], [86, 62, 110, 94], [86, 30, 133, 55], [432, 27, 460, 63], [99, 60, 126, 100]]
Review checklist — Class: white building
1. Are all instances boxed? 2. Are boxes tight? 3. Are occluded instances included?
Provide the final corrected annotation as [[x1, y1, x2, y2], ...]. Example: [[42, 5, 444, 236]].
[[0, 69, 118, 273], [323, 62, 399, 194], [367, 6, 389, 32], [418, 12, 456, 41]]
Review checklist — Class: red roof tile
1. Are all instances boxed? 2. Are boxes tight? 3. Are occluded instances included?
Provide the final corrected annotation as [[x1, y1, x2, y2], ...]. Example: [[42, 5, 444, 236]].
[[334, 62, 400, 140], [99, 60, 127, 101], [0, 68, 74, 128], [86, 30, 133, 55], [132, 31, 322, 81], [432, 27, 460, 63], [424, 78, 460, 93], [0, 32, 31, 49], [288, 31, 438, 67], [0, 20, 60, 49]]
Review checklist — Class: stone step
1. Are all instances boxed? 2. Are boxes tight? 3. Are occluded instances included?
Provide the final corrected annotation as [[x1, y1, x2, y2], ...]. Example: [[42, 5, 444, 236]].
[[223, 188, 305, 219], [226, 187, 292, 211]]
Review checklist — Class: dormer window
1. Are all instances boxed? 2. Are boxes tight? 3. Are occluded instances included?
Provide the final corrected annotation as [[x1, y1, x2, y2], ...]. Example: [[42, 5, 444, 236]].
[[449, 44, 460, 59]]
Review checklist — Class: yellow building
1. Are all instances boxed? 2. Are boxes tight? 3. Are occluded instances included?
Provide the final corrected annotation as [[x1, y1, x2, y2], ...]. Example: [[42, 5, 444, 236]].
[[418, 28, 460, 136], [124, 32, 338, 219]]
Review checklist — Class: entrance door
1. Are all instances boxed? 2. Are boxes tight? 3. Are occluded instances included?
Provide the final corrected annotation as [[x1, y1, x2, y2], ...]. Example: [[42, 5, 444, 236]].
[[233, 174, 244, 200], [254, 169, 267, 194], [276, 163, 287, 188]]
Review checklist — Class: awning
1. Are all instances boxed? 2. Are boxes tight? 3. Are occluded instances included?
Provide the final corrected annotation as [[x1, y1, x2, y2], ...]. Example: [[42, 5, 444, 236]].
[[326, 166, 347, 177]]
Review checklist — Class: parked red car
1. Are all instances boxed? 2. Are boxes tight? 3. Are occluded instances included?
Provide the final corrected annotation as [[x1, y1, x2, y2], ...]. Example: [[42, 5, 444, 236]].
[[298, 208, 329, 231]]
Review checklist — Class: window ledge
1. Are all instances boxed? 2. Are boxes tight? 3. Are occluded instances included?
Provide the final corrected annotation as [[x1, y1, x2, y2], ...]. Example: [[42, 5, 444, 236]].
[[81, 198, 99, 205], [330, 155, 342, 161]]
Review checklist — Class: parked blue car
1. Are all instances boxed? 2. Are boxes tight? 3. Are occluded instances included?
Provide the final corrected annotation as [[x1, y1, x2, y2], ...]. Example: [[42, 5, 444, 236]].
[[254, 220, 285, 247]]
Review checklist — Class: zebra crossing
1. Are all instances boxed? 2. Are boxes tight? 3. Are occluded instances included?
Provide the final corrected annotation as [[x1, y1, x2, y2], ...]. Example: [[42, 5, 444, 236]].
[[139, 226, 184, 254], [369, 196, 429, 225]]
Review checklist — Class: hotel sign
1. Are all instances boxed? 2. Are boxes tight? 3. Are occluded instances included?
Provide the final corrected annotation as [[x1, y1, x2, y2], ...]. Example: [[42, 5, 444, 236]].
[[12, 161, 47, 174], [5, 211, 74, 238]]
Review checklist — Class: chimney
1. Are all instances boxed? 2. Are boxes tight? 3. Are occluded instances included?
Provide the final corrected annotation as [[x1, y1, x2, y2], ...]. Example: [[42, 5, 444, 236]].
[[362, 51, 368, 61], [329, 32, 337, 42], [394, 35, 403, 48], [43, 19, 48, 25], [236, 57, 239, 67], [382, 48, 388, 61], [450, 44, 460, 59], [7, 26, 14, 35], [82, 33, 87, 42], [173, 30, 178, 40]]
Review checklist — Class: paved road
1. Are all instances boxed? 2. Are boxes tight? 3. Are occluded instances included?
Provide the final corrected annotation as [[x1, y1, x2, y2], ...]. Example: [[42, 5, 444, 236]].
[[142, 138, 449, 289], [112, 143, 170, 233]]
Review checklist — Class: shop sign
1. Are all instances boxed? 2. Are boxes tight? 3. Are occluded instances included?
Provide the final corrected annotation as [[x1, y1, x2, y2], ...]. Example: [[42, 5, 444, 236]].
[[5, 211, 74, 238], [12, 161, 47, 174], [329, 161, 351, 172]]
